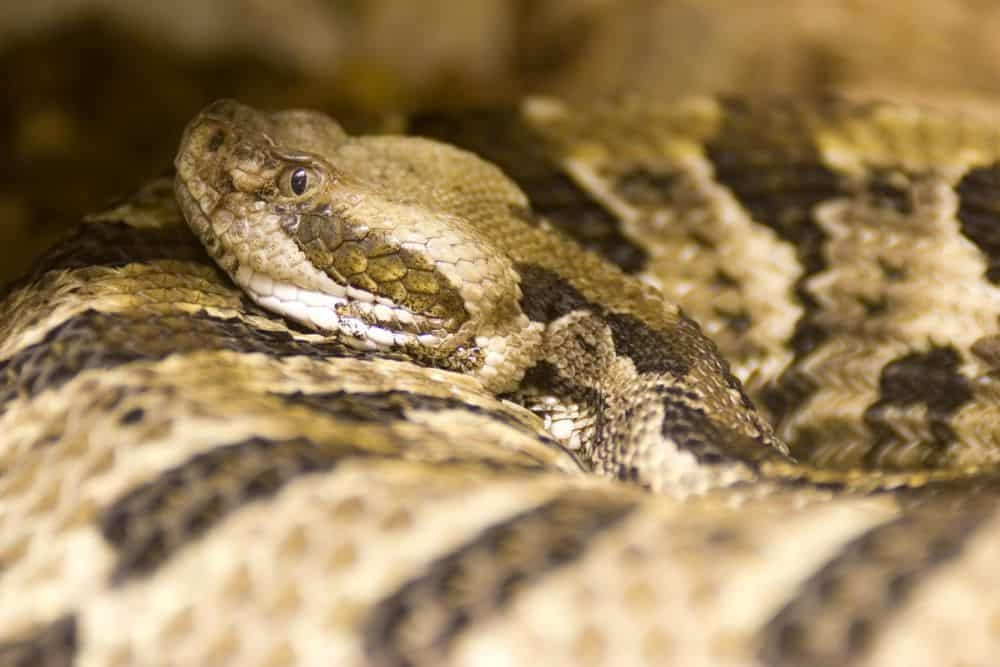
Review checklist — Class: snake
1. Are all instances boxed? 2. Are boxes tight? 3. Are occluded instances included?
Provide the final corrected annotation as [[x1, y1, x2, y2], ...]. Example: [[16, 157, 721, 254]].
[[1, 95, 1000, 666]]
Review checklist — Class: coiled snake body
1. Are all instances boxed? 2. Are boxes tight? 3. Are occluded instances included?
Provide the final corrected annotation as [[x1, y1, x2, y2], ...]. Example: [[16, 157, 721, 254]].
[[1, 97, 999, 666]]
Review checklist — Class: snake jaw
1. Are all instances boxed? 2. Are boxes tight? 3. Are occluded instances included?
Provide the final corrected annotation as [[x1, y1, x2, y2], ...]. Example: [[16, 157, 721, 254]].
[[231, 263, 444, 351]]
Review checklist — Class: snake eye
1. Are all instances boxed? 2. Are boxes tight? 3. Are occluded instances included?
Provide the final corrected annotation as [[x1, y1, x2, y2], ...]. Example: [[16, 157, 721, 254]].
[[290, 168, 308, 194], [278, 165, 317, 197]]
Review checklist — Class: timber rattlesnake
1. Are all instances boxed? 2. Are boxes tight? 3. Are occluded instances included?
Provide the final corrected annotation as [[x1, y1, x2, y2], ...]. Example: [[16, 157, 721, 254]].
[[1, 97, 999, 666]]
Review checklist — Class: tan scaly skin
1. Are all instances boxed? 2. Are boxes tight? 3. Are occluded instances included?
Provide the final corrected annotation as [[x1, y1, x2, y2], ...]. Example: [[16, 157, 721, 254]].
[[2, 97, 1000, 666]]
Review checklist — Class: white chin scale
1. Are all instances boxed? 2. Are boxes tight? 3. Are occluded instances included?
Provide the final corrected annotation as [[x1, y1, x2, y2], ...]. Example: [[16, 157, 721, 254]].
[[233, 266, 443, 351]]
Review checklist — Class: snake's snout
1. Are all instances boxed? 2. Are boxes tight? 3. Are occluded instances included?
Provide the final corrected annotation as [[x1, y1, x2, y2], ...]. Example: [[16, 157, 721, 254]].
[[175, 99, 266, 186], [177, 120, 227, 171]]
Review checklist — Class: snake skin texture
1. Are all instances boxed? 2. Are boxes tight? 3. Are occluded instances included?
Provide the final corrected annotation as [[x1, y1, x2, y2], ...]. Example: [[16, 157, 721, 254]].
[[1, 97, 1000, 666]]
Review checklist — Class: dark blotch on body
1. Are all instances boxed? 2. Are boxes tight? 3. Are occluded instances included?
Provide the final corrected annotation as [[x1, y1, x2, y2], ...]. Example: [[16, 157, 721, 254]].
[[512, 266, 773, 474], [865, 170, 914, 215], [0, 309, 383, 414], [4, 222, 213, 298], [512, 360, 611, 459], [658, 384, 780, 468], [119, 407, 145, 425], [862, 346, 973, 467], [363, 492, 635, 666], [0, 615, 77, 667], [716, 308, 752, 334], [705, 100, 847, 427], [956, 163, 1000, 283], [615, 167, 680, 208], [101, 436, 356, 583], [515, 263, 692, 378], [759, 490, 997, 667], [277, 390, 551, 444]]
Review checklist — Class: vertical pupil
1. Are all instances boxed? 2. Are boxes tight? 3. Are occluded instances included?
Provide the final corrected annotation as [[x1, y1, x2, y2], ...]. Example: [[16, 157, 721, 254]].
[[290, 168, 308, 195]]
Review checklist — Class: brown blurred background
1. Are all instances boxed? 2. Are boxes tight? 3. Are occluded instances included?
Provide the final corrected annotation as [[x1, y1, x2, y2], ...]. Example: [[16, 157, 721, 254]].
[[4, 0, 1000, 285]]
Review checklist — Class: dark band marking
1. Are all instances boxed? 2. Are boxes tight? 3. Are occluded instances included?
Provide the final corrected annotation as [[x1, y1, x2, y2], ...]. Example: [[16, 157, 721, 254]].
[[410, 110, 649, 272], [758, 488, 998, 667], [955, 163, 1000, 283], [605, 312, 691, 377], [614, 167, 681, 209], [515, 360, 778, 486], [515, 263, 691, 378], [276, 390, 553, 446], [511, 360, 610, 466], [710, 271, 754, 333], [658, 385, 781, 469], [706, 101, 847, 431], [514, 263, 590, 323], [514, 262, 772, 477], [705, 150, 837, 277], [515, 360, 608, 420], [0, 615, 76, 667], [864, 170, 915, 215], [27, 221, 208, 275], [0, 309, 374, 413], [100, 436, 362, 583], [718, 308, 752, 334], [862, 347, 973, 469], [703, 100, 937, 458], [363, 491, 636, 667], [2, 222, 213, 298]]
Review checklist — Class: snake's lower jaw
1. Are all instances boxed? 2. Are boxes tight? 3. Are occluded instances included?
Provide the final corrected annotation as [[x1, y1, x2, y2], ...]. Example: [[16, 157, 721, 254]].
[[233, 265, 446, 351]]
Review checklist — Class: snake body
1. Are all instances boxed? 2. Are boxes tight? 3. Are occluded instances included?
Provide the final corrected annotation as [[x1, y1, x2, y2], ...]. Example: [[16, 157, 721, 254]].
[[1, 97, 1000, 666]]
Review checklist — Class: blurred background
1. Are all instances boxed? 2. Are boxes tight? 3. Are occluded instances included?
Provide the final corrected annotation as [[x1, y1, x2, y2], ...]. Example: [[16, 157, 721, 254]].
[[4, 0, 1000, 284]]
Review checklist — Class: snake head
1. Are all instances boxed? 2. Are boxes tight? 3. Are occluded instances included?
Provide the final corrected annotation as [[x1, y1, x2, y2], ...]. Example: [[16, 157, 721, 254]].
[[174, 100, 533, 382]]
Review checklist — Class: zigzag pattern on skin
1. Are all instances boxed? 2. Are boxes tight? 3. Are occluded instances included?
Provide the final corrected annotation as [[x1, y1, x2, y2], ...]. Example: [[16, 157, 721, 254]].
[[0, 98, 999, 666], [414, 97, 1000, 474]]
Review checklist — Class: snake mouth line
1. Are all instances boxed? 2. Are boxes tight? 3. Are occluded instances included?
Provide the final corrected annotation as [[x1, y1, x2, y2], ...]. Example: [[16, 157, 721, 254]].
[[233, 265, 444, 351]]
